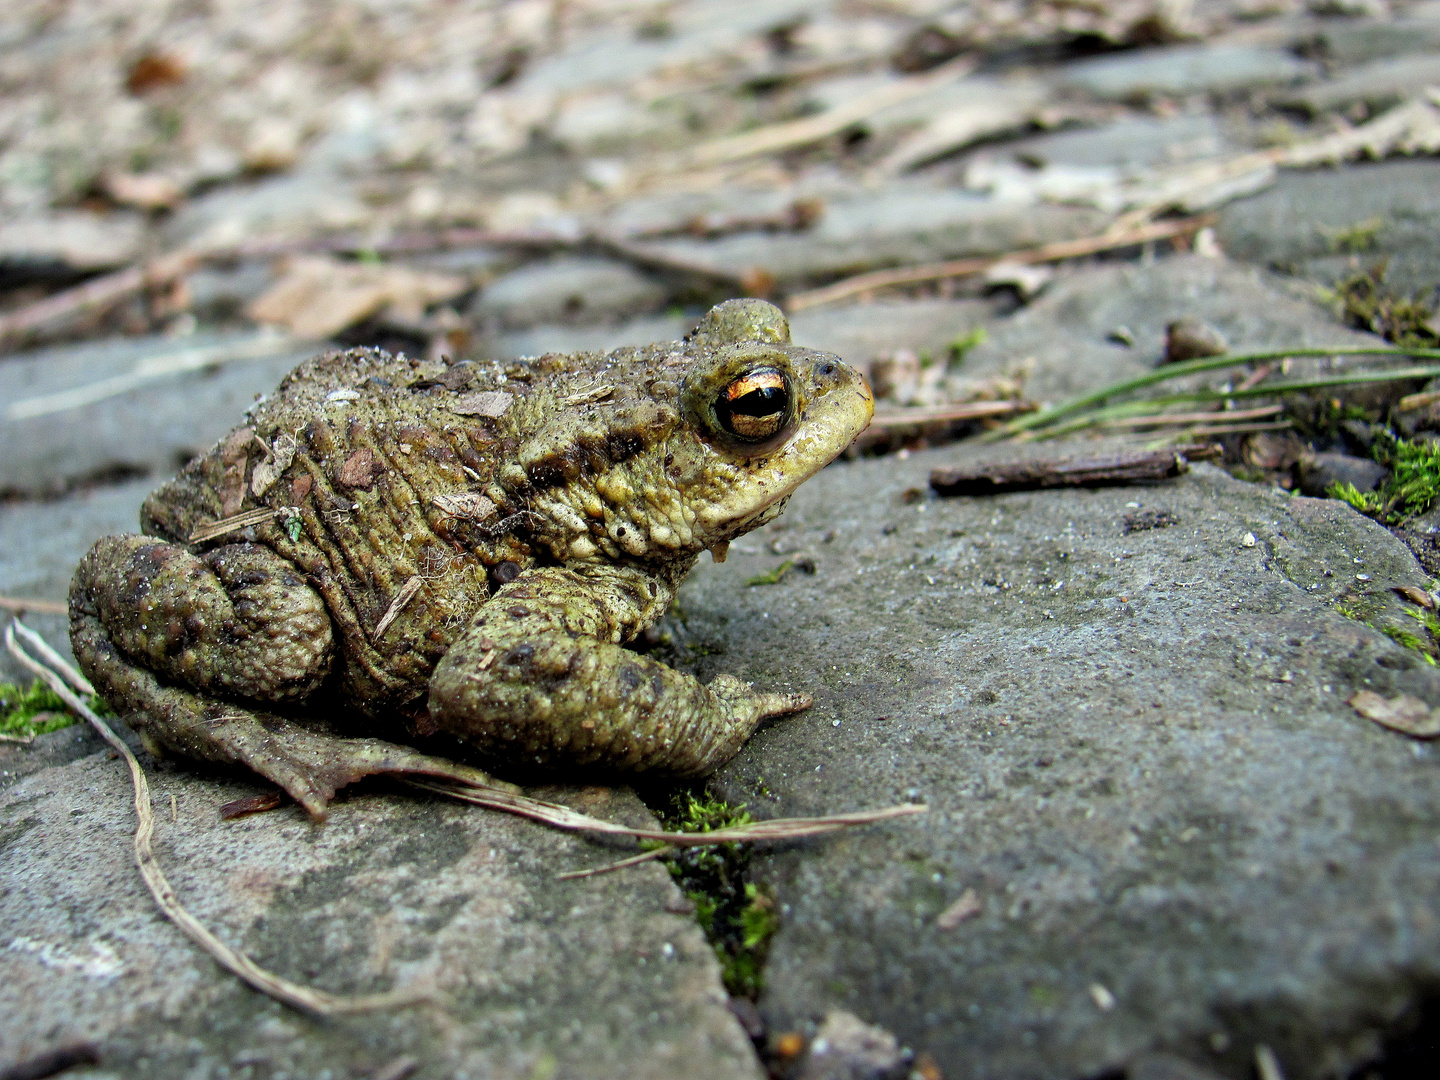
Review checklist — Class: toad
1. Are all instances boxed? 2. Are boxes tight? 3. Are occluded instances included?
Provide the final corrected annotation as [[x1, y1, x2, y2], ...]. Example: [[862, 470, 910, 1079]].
[[69, 300, 873, 817]]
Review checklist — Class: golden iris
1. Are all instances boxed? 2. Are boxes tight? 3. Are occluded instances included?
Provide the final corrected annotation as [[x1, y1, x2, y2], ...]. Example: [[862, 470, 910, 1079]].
[[715, 369, 789, 441]]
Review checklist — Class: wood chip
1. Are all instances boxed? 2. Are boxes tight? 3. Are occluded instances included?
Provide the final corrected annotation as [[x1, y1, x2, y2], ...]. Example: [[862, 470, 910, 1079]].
[[432, 492, 497, 522], [448, 391, 514, 418], [189, 507, 277, 544], [219, 791, 287, 820], [337, 448, 380, 489], [1394, 585, 1436, 610], [931, 448, 1196, 496], [936, 888, 982, 929], [1348, 690, 1440, 738], [247, 256, 466, 340], [373, 576, 425, 642]]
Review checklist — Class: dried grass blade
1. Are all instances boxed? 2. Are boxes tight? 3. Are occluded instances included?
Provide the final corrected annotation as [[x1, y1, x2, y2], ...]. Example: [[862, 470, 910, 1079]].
[[870, 400, 1035, 428], [11, 619, 94, 695], [189, 508, 278, 543], [0, 595, 69, 616], [4, 620, 429, 1016], [786, 215, 1212, 312], [557, 845, 676, 881], [409, 778, 925, 846]]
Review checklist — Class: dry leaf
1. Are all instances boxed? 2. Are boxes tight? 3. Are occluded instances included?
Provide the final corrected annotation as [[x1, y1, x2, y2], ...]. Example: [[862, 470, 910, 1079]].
[[373, 576, 425, 641], [432, 492, 497, 522], [448, 391, 514, 418], [250, 434, 297, 497], [336, 448, 380, 490], [248, 256, 466, 340], [291, 473, 313, 503], [1348, 689, 1440, 738], [936, 888, 982, 929], [218, 426, 253, 516]]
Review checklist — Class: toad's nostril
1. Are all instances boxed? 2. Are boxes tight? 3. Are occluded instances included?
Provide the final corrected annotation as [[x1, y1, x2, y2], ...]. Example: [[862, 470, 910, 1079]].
[[819, 362, 837, 376]]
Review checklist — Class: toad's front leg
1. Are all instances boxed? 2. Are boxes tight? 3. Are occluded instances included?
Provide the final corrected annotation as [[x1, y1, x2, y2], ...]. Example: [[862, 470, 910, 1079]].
[[428, 566, 810, 775]]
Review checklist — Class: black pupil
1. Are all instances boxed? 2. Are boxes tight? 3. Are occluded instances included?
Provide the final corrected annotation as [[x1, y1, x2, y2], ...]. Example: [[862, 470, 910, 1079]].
[[731, 386, 785, 416]]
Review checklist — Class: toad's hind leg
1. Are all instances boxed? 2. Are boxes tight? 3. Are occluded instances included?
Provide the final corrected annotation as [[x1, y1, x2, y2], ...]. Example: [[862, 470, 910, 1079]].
[[71, 535, 511, 818], [428, 567, 812, 776]]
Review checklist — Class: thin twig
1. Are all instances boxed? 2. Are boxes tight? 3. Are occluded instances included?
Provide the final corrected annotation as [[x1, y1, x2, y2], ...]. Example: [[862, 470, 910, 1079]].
[[685, 55, 976, 168], [0, 595, 68, 616], [4, 620, 430, 1017], [0, 250, 200, 349], [786, 214, 1215, 312], [557, 845, 676, 881], [869, 400, 1035, 428]]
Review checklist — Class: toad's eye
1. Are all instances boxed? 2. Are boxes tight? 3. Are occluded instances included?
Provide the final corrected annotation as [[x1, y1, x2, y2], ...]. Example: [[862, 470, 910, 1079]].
[[715, 368, 790, 441]]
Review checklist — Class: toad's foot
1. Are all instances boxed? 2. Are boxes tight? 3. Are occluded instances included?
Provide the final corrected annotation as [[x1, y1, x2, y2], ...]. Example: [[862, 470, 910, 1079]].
[[71, 599, 515, 819]]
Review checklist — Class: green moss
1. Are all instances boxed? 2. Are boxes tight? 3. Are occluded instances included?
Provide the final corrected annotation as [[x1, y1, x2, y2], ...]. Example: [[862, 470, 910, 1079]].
[[948, 327, 988, 368], [656, 792, 779, 999], [744, 560, 793, 587], [1329, 433, 1440, 524], [0, 680, 105, 740], [1323, 216, 1386, 254], [1324, 264, 1439, 349]]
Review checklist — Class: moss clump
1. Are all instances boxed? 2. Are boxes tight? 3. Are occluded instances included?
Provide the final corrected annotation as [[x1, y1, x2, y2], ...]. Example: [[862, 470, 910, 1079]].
[[1323, 216, 1386, 255], [1324, 264, 1439, 349], [1330, 433, 1440, 524], [1, 680, 83, 740], [656, 792, 779, 999]]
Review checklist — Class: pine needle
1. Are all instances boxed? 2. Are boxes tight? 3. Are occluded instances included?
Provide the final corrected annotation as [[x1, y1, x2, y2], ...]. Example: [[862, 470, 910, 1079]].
[[406, 778, 925, 847]]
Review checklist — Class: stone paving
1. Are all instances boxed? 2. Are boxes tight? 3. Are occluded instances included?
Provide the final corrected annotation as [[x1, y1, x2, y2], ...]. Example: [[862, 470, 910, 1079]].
[[2, 2, 1439, 1078]]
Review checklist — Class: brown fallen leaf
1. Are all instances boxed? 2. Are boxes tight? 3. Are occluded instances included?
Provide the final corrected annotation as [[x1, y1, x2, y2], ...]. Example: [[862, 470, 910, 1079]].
[[248, 256, 466, 340], [1348, 689, 1440, 738]]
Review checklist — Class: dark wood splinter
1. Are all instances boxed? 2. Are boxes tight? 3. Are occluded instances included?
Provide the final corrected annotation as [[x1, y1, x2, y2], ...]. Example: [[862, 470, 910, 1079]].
[[930, 445, 1220, 496]]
